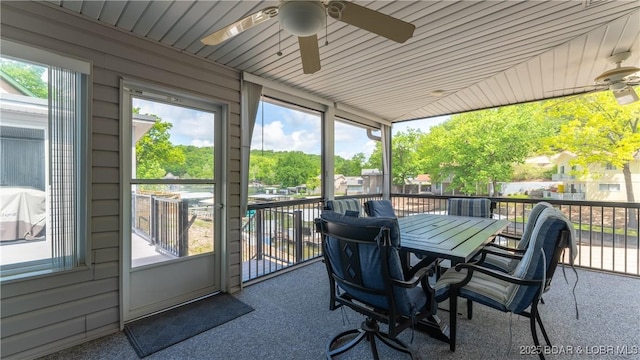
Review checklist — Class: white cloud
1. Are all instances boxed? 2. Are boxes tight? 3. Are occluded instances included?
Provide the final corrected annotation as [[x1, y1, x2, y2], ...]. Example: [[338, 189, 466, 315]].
[[133, 98, 215, 146], [252, 120, 321, 154]]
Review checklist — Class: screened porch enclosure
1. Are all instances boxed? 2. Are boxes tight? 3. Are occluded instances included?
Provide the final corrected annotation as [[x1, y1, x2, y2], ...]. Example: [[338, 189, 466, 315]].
[[1, 2, 639, 359]]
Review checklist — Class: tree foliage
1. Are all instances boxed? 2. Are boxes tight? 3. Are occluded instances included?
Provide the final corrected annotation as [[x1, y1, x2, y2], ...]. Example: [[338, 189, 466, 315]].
[[135, 115, 186, 179], [335, 152, 366, 176], [417, 103, 552, 195], [0, 59, 48, 99], [543, 89, 640, 203], [391, 129, 423, 186], [274, 151, 320, 188], [166, 145, 214, 179]]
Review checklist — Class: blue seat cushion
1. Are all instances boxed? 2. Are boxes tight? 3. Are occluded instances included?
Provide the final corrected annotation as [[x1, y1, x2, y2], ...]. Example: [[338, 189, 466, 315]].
[[320, 212, 426, 316], [364, 200, 397, 218]]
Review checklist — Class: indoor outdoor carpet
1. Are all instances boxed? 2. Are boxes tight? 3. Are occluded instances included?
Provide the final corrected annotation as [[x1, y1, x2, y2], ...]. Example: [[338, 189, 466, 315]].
[[124, 293, 254, 358]]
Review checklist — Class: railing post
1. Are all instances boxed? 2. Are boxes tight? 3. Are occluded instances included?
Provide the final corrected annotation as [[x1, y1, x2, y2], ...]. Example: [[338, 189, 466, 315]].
[[294, 210, 303, 263], [151, 196, 157, 244], [256, 209, 263, 260], [179, 200, 189, 257]]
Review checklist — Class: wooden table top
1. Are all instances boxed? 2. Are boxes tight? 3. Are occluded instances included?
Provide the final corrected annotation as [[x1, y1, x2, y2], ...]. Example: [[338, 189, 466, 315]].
[[398, 214, 509, 264]]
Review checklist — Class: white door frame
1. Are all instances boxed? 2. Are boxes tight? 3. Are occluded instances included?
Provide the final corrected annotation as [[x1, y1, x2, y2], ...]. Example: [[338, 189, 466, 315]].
[[119, 79, 226, 325]]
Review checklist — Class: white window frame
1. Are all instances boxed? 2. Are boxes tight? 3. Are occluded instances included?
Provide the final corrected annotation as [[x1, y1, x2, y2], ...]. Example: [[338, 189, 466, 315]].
[[0, 40, 91, 281]]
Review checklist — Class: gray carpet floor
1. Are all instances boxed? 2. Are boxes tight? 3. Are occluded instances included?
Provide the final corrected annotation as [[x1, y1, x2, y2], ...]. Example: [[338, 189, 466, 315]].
[[40, 261, 640, 360]]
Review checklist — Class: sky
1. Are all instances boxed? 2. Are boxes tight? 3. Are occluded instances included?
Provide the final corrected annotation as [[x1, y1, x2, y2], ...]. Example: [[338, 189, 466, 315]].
[[133, 97, 449, 160], [133, 98, 216, 147]]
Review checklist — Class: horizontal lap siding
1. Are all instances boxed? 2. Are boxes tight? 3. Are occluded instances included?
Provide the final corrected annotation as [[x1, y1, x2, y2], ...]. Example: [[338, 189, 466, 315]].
[[0, 1, 241, 359]]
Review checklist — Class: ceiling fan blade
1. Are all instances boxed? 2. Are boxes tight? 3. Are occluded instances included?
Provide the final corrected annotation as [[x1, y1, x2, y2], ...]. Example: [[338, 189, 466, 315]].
[[298, 35, 321, 74], [201, 6, 278, 45], [327, 1, 415, 43], [546, 84, 606, 92]]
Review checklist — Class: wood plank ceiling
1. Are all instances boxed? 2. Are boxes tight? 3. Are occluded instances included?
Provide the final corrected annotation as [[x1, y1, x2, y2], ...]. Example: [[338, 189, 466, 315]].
[[47, 0, 640, 122]]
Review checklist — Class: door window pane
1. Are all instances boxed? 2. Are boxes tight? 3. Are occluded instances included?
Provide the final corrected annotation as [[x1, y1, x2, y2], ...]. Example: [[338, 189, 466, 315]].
[[130, 96, 216, 267]]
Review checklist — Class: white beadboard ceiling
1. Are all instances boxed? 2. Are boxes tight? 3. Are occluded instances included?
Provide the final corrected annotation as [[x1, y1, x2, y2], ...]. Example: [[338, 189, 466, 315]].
[[47, 0, 640, 122]]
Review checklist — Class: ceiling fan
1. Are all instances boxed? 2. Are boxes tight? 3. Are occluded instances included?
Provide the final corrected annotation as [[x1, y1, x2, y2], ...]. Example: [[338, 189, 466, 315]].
[[200, 1, 415, 74], [558, 51, 640, 105]]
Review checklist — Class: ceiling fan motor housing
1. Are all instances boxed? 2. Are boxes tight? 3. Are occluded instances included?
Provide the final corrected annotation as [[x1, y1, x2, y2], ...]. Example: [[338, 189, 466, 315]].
[[279, 1, 326, 37]]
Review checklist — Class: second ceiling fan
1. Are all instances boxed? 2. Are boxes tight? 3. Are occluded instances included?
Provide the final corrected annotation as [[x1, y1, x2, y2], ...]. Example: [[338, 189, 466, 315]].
[[201, 1, 415, 74]]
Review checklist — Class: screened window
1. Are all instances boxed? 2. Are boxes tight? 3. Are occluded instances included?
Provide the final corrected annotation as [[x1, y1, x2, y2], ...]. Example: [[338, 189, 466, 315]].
[[248, 97, 322, 202], [605, 163, 617, 170], [334, 119, 382, 195], [0, 42, 89, 280]]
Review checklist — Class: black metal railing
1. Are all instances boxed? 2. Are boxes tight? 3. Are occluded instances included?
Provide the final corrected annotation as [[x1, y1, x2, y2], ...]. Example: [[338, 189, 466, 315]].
[[152, 197, 190, 257], [392, 194, 640, 277], [241, 193, 639, 283], [133, 193, 191, 257], [242, 194, 382, 282]]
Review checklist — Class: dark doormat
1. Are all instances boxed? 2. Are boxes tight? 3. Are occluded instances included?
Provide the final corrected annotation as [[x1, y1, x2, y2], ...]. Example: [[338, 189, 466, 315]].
[[124, 293, 254, 358]]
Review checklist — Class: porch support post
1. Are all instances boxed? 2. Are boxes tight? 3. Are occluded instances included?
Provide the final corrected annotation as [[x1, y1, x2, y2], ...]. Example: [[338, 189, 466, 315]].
[[381, 124, 392, 199], [323, 105, 335, 201]]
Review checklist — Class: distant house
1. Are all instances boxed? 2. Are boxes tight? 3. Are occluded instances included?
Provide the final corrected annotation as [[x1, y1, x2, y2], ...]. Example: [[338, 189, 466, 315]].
[[361, 168, 382, 194], [333, 174, 347, 194], [344, 176, 364, 195], [550, 150, 640, 201], [414, 174, 432, 193], [1, 76, 47, 190]]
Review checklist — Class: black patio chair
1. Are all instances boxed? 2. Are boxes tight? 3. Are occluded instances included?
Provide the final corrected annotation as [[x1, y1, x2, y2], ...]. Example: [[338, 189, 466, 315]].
[[434, 207, 576, 359], [315, 211, 438, 359]]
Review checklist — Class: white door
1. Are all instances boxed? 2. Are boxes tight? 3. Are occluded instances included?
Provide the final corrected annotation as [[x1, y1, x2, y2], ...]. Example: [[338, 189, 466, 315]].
[[121, 83, 223, 322]]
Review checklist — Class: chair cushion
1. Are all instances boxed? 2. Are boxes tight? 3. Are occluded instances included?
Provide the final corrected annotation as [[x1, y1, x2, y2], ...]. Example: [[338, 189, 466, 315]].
[[364, 200, 397, 218], [326, 199, 364, 217], [344, 210, 360, 217], [320, 212, 426, 316], [508, 208, 568, 313], [435, 268, 513, 312], [477, 202, 554, 273], [435, 208, 571, 315], [321, 211, 400, 248], [447, 198, 492, 218]]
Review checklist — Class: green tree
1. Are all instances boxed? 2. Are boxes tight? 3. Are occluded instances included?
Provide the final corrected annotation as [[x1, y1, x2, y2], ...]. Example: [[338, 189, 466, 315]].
[[167, 145, 214, 179], [335, 152, 366, 176], [392, 129, 423, 189], [0, 59, 48, 99], [366, 128, 423, 190], [418, 103, 551, 195], [249, 151, 278, 185], [135, 114, 185, 179], [544, 90, 640, 222], [274, 151, 319, 188]]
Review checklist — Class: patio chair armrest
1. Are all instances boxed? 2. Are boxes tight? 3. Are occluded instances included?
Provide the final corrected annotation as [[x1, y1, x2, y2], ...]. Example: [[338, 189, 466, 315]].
[[392, 266, 431, 288], [453, 263, 543, 287], [484, 242, 525, 253], [473, 248, 523, 267], [495, 233, 521, 241], [479, 247, 524, 259]]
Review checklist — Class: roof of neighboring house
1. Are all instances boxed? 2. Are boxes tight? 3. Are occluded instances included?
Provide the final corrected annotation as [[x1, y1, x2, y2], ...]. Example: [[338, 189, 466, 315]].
[[415, 174, 431, 183], [550, 151, 578, 164], [361, 169, 381, 175], [0, 69, 37, 97], [345, 176, 363, 186]]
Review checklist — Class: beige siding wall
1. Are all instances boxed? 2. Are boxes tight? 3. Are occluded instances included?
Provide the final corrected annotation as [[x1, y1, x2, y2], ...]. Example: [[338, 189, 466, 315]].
[[0, 2, 241, 359]]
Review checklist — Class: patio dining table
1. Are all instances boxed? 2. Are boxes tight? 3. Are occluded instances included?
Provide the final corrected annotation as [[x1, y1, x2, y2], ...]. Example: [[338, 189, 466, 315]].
[[398, 213, 510, 264], [397, 213, 510, 350]]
